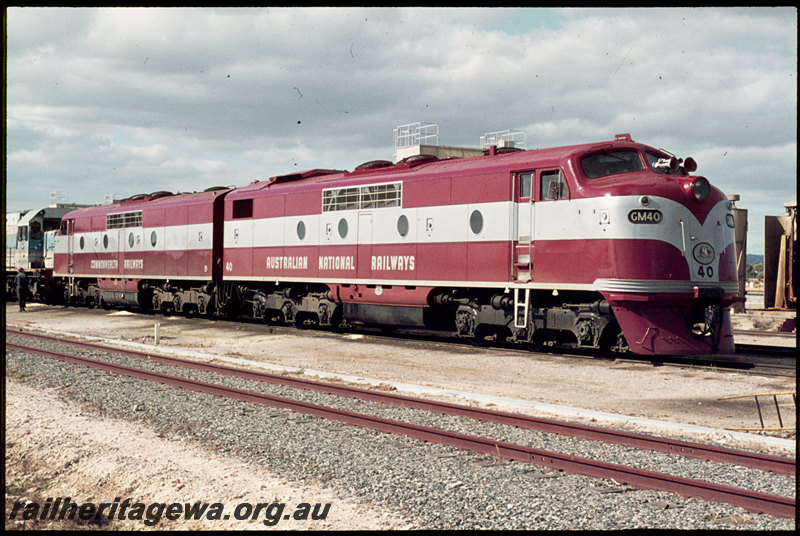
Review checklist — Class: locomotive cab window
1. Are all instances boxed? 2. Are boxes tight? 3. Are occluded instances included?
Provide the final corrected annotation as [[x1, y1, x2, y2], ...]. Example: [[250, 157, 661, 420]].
[[540, 170, 568, 201], [30, 222, 42, 240], [581, 150, 645, 179], [518, 173, 533, 199]]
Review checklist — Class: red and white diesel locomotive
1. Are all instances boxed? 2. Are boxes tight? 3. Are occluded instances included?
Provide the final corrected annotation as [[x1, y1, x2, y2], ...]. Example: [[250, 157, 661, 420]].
[[53, 134, 739, 355]]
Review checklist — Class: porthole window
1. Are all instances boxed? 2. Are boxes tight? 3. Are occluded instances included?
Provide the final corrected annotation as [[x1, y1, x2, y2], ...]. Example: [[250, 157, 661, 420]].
[[79, 236, 85, 250], [128, 232, 135, 248], [297, 220, 306, 240], [103, 234, 109, 249], [150, 231, 157, 247], [470, 210, 484, 235], [397, 214, 409, 237], [338, 218, 348, 238]]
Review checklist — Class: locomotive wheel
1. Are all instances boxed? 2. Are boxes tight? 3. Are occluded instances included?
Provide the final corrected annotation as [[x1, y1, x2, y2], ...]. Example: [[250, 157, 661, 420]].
[[280, 301, 295, 324], [596, 324, 624, 358], [524, 341, 543, 352], [252, 295, 273, 324], [294, 312, 316, 329], [470, 325, 494, 347], [523, 330, 546, 352], [197, 295, 216, 319], [324, 307, 343, 332], [152, 294, 163, 314]]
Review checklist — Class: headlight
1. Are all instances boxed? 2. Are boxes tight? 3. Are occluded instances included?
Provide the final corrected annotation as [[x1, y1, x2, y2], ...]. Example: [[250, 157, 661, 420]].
[[691, 176, 710, 201]]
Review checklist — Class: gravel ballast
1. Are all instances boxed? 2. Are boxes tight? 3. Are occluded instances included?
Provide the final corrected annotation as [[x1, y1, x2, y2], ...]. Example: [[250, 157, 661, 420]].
[[5, 332, 796, 531]]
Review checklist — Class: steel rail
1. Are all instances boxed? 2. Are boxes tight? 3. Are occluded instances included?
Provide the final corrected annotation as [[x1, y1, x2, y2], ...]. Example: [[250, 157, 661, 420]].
[[734, 344, 797, 359], [6, 341, 796, 519], [7, 329, 795, 477]]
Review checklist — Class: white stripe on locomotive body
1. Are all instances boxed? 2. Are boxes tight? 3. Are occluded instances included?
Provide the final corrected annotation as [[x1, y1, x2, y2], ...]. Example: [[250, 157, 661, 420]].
[[546, 196, 732, 252], [224, 201, 513, 248], [224, 195, 733, 285], [54, 222, 215, 279], [533, 195, 734, 284], [225, 197, 731, 248], [55, 222, 215, 256], [55, 193, 733, 292]]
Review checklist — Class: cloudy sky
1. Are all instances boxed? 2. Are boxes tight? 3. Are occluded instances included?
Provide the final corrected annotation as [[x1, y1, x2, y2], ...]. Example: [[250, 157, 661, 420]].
[[5, 7, 796, 254]]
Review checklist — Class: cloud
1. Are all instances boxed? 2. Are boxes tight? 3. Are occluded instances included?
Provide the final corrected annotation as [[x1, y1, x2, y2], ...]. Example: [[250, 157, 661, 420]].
[[6, 7, 796, 253]]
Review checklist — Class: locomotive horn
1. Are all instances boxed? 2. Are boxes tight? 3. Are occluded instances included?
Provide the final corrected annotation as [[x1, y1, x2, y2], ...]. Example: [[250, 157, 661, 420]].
[[653, 157, 679, 172], [682, 157, 697, 172]]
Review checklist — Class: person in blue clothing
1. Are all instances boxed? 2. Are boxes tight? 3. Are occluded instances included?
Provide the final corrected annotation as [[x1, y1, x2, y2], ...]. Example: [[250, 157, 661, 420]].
[[15, 267, 28, 311]]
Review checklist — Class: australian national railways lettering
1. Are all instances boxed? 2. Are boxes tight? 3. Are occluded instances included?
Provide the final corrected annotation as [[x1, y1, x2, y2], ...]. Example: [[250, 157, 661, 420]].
[[318, 256, 354, 271], [262, 254, 415, 272], [371, 255, 415, 271], [266, 256, 308, 270], [88, 254, 417, 274]]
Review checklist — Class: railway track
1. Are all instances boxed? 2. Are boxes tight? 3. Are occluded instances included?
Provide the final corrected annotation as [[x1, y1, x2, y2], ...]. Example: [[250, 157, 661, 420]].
[[7, 303, 795, 375], [319, 326, 797, 378], [235, 317, 797, 375], [6, 330, 796, 519], [5, 328, 795, 475]]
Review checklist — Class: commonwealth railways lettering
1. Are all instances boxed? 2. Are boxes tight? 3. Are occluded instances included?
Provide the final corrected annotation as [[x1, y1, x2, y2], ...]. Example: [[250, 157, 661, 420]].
[[90, 259, 118, 270], [124, 259, 144, 269]]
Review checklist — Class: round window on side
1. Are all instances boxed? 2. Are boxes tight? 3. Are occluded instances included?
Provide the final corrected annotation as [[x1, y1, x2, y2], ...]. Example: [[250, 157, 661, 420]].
[[470, 210, 484, 235], [103, 234, 109, 249], [297, 220, 306, 240], [397, 215, 409, 237], [150, 231, 158, 247], [338, 218, 348, 238]]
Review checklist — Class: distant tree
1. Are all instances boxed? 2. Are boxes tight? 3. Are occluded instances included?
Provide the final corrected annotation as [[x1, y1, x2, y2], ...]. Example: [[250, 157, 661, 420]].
[[746, 263, 764, 279]]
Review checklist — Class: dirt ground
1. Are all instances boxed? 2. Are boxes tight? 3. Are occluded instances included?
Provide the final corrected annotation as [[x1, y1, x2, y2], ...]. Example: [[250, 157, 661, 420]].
[[4, 380, 413, 531], [4, 303, 796, 529]]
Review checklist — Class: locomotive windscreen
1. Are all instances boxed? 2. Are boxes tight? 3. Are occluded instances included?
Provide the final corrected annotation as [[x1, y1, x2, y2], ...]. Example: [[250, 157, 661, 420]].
[[581, 150, 645, 179]]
